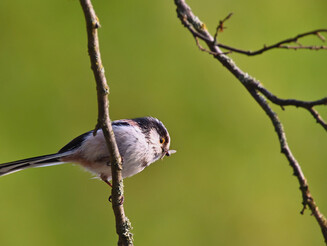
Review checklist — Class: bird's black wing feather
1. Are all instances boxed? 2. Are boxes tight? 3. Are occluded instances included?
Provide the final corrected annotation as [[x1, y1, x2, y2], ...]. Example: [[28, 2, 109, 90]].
[[58, 131, 92, 153]]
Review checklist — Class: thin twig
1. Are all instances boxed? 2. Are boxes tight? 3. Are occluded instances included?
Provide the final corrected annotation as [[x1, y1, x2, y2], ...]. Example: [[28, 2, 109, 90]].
[[256, 85, 327, 130], [178, 11, 327, 56], [195, 37, 220, 55], [308, 108, 327, 131], [279, 45, 327, 50], [217, 29, 327, 55], [174, 0, 327, 243], [213, 12, 233, 44], [79, 0, 133, 245]]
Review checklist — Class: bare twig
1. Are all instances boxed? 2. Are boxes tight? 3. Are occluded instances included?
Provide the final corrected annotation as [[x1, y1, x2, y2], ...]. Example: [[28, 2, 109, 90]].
[[213, 12, 233, 44], [177, 11, 327, 56], [217, 29, 327, 55], [174, 0, 327, 243], [279, 45, 327, 50], [256, 86, 327, 130], [79, 0, 133, 245], [308, 108, 327, 130], [195, 37, 220, 55]]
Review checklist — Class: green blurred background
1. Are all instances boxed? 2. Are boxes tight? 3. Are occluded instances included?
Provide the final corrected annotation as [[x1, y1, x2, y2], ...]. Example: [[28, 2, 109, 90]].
[[0, 0, 326, 245]]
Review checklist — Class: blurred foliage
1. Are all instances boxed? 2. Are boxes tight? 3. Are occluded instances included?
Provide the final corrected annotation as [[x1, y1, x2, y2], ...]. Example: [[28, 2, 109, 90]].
[[0, 0, 326, 245]]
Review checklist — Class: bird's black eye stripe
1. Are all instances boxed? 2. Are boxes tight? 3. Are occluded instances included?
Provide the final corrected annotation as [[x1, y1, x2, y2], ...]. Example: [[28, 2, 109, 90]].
[[132, 117, 168, 140]]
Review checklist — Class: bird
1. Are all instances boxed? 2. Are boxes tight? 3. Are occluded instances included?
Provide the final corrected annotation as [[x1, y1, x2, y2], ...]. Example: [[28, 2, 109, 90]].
[[0, 117, 176, 184]]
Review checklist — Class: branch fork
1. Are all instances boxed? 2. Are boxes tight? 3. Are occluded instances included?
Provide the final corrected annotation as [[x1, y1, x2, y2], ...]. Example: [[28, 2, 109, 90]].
[[175, 0, 327, 243]]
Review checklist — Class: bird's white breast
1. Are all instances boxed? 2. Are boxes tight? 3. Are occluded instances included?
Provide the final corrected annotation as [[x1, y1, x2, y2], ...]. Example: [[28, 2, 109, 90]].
[[77, 125, 152, 179]]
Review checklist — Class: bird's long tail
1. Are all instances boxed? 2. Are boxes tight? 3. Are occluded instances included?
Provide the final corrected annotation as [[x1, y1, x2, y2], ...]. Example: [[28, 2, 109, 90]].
[[0, 152, 71, 177]]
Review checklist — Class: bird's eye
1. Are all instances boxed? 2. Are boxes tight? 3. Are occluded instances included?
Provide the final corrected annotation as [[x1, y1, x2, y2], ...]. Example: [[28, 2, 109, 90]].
[[160, 137, 165, 144]]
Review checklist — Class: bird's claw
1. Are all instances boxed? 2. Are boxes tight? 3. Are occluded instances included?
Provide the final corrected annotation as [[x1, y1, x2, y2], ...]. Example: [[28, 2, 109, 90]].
[[108, 195, 124, 205]]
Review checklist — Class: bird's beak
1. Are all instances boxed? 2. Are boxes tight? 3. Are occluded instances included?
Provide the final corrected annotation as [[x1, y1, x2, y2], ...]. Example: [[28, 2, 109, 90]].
[[165, 149, 177, 157], [161, 149, 176, 159]]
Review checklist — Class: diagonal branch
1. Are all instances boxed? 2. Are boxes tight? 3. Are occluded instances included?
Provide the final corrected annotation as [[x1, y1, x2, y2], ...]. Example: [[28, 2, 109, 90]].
[[174, 0, 327, 244], [79, 0, 133, 245], [248, 87, 327, 235]]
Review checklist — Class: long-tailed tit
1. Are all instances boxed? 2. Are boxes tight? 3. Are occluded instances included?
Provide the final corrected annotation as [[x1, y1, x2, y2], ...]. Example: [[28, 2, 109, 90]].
[[0, 117, 176, 183]]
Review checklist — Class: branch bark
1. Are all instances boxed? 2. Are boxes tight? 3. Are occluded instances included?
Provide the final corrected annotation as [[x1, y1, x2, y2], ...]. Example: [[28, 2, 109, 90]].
[[79, 0, 133, 245], [174, 0, 327, 244]]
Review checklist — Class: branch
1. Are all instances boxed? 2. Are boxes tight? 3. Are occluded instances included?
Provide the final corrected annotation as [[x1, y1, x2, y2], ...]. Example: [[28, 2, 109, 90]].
[[174, 0, 327, 243], [79, 1, 133, 245], [256, 86, 327, 130], [213, 12, 233, 44], [217, 29, 327, 55]]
